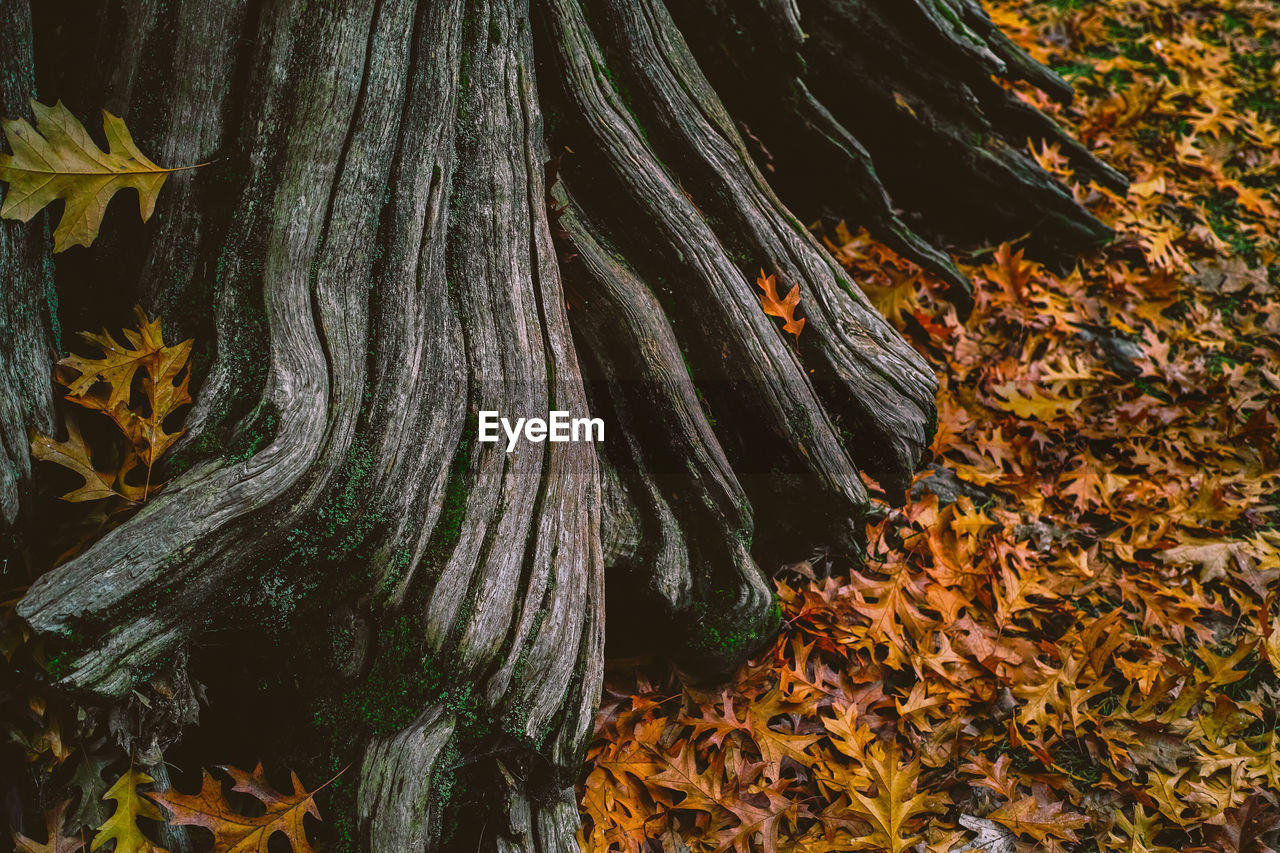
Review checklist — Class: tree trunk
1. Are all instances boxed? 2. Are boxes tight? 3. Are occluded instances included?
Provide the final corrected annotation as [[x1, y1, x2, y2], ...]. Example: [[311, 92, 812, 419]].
[[4, 0, 1121, 849]]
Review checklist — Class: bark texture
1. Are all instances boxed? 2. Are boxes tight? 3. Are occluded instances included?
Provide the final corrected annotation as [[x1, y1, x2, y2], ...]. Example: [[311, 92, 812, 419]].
[[4, 0, 1121, 849], [0, 2, 56, 547]]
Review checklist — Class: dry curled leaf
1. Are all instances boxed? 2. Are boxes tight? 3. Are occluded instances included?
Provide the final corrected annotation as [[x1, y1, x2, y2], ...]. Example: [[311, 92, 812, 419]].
[[58, 305, 194, 470], [32, 306, 192, 503]]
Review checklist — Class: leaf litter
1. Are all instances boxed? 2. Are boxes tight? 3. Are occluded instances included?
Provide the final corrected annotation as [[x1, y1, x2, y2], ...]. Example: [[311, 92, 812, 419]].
[[579, 0, 1280, 850]]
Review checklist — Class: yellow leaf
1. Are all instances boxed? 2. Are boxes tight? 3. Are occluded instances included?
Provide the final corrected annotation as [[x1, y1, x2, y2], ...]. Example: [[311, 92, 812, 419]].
[[1129, 175, 1166, 198], [92, 769, 167, 853], [989, 382, 1083, 420], [0, 101, 188, 251], [843, 738, 938, 853]]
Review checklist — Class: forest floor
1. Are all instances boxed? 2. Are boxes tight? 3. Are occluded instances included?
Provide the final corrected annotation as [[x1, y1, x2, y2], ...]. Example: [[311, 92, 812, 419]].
[[578, 1, 1280, 851]]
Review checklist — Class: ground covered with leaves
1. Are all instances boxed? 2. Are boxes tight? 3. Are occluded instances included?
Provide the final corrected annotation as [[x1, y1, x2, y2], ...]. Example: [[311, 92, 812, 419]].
[[577, 1, 1280, 850]]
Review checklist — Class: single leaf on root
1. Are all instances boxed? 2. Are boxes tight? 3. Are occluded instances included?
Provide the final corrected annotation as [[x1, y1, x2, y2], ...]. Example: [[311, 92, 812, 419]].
[[91, 769, 167, 853], [757, 270, 806, 341], [0, 101, 187, 251], [147, 764, 321, 853]]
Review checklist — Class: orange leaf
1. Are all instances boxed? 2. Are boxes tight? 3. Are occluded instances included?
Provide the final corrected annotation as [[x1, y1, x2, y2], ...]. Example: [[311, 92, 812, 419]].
[[756, 270, 805, 341]]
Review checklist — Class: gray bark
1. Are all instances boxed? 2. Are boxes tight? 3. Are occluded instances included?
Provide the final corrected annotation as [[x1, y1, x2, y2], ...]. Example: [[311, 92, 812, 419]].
[[0, 1, 56, 551], [4, 0, 1122, 848]]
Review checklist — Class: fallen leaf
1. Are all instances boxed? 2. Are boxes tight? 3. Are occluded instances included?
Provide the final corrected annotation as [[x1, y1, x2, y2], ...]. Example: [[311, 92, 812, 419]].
[[844, 739, 938, 853], [31, 418, 142, 503], [91, 769, 167, 853], [14, 801, 85, 853], [757, 270, 806, 341], [987, 795, 1089, 844], [0, 101, 187, 251], [148, 764, 321, 853]]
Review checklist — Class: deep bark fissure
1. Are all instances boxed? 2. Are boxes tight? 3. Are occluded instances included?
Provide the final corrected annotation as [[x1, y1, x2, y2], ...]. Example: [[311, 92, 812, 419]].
[[2, 0, 1124, 849]]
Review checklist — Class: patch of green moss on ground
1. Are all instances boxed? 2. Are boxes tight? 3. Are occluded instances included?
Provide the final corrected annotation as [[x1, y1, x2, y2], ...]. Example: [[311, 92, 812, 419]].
[[686, 586, 783, 667]]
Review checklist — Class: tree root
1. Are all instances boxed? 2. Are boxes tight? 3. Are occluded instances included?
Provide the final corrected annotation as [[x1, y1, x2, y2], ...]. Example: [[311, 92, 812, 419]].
[[8, 0, 1124, 847]]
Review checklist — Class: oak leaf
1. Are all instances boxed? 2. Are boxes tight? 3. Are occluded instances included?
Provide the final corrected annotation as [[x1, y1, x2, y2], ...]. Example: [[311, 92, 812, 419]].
[[1109, 804, 1181, 853], [1156, 541, 1250, 584], [1203, 793, 1280, 853], [0, 102, 187, 251], [91, 769, 167, 853], [59, 305, 194, 469], [31, 418, 143, 503], [986, 795, 1090, 843], [989, 382, 1083, 420], [14, 802, 85, 853], [147, 764, 321, 853], [844, 739, 937, 853], [744, 687, 823, 767], [67, 755, 114, 833], [757, 271, 805, 341], [984, 244, 1036, 300], [32, 306, 192, 502]]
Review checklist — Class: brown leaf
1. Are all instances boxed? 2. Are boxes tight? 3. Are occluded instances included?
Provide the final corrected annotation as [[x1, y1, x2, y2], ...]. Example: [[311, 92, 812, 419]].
[[13, 802, 85, 853], [987, 795, 1090, 844], [33, 306, 191, 503], [1203, 792, 1280, 853], [31, 418, 142, 503], [148, 764, 321, 853], [60, 305, 193, 465]]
